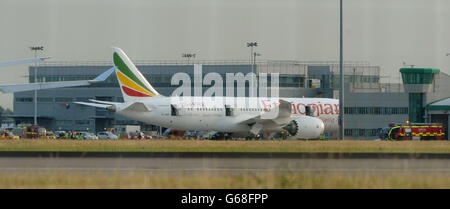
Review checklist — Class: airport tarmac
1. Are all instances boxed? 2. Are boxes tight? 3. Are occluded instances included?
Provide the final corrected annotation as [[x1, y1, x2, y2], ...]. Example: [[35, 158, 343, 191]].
[[0, 157, 449, 173]]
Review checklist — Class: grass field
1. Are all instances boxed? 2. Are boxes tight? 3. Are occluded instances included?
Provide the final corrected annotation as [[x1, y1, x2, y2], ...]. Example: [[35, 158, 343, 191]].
[[0, 139, 448, 189], [0, 171, 448, 189], [0, 139, 449, 153]]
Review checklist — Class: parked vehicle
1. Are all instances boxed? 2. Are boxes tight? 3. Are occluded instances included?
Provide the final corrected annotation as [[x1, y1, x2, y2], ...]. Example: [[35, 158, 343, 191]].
[[55, 131, 67, 139], [74, 132, 98, 140], [211, 132, 232, 140], [141, 131, 156, 139], [128, 131, 149, 139], [97, 132, 118, 139], [182, 131, 199, 139], [1, 130, 20, 139], [46, 131, 57, 139]]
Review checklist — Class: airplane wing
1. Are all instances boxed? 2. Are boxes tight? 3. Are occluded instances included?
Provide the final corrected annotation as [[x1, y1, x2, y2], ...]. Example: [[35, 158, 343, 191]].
[[88, 99, 121, 105], [0, 57, 50, 67], [259, 99, 292, 124], [237, 99, 293, 125], [236, 99, 293, 134], [0, 66, 117, 93], [75, 100, 152, 112], [73, 101, 111, 109]]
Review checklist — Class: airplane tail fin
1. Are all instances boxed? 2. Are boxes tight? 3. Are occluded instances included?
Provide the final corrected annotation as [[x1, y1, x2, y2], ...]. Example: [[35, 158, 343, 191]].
[[112, 47, 161, 102]]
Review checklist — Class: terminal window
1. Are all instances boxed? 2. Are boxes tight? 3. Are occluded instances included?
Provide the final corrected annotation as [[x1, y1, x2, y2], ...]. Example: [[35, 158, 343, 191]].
[[55, 97, 73, 102], [37, 97, 53, 103], [15, 97, 33, 103], [344, 128, 382, 137], [56, 120, 73, 126], [344, 107, 408, 115]]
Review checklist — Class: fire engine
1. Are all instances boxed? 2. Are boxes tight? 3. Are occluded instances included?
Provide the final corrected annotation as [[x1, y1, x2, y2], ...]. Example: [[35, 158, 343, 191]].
[[380, 122, 446, 140], [25, 126, 47, 139]]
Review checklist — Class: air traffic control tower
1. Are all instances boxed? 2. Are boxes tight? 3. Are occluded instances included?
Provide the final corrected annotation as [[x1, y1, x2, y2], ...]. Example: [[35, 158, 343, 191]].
[[400, 68, 440, 123]]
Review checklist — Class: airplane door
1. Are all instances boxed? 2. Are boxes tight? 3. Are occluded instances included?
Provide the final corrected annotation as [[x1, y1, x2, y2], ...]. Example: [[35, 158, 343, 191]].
[[305, 105, 316, 116], [171, 104, 178, 116], [225, 105, 233, 116]]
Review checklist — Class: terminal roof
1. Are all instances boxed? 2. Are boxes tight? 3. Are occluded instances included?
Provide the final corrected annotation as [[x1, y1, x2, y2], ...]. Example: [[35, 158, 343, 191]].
[[399, 68, 440, 74], [426, 97, 450, 110]]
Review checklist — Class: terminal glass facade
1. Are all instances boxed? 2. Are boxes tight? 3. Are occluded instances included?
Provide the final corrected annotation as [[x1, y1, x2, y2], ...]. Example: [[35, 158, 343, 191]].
[[401, 73, 434, 84], [400, 68, 440, 84], [322, 75, 380, 89]]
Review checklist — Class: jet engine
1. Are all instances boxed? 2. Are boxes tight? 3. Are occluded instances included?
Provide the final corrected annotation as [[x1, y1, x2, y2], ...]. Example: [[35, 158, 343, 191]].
[[106, 105, 116, 112], [284, 116, 325, 139]]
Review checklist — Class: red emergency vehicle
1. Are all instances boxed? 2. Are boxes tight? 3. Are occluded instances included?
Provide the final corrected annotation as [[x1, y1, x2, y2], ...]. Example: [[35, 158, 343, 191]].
[[25, 126, 46, 139], [387, 122, 446, 140]]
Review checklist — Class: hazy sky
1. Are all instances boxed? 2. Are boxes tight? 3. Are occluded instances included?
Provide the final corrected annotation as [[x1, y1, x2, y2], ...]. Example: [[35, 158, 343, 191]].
[[1, 0, 449, 109]]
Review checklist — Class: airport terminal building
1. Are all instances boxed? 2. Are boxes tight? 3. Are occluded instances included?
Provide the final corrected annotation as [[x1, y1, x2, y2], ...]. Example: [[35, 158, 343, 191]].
[[12, 60, 450, 139]]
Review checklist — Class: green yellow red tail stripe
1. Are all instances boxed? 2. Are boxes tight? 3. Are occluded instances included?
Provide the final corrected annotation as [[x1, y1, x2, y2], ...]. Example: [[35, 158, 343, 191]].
[[112, 47, 160, 99], [116, 71, 155, 97], [121, 85, 152, 97]]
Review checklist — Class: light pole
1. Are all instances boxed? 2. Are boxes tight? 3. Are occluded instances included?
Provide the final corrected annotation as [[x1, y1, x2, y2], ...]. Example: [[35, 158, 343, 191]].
[[402, 61, 415, 68], [247, 42, 258, 97], [338, 0, 344, 140], [182, 53, 196, 64], [253, 52, 261, 65], [253, 52, 261, 96], [30, 46, 44, 126]]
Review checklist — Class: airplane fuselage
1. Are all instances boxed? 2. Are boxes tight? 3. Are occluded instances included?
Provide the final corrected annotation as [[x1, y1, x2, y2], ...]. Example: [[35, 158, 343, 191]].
[[115, 96, 339, 134]]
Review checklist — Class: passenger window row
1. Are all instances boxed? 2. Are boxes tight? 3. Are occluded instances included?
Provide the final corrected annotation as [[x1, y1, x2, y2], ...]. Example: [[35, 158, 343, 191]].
[[185, 107, 264, 112]]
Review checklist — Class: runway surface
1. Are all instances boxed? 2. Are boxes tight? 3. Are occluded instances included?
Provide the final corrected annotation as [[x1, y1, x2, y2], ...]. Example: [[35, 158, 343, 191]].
[[0, 157, 449, 173]]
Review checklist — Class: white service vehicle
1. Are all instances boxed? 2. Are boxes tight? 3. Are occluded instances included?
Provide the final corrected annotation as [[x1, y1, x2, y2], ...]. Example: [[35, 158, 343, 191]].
[[97, 131, 118, 139]]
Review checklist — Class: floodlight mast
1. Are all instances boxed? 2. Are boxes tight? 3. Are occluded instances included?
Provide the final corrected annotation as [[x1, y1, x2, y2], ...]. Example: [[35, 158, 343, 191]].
[[339, 0, 344, 140], [29, 46, 44, 126], [247, 42, 258, 97], [182, 53, 196, 64]]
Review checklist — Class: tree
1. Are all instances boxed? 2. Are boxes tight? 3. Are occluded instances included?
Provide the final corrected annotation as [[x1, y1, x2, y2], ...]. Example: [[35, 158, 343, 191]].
[[0, 106, 13, 124]]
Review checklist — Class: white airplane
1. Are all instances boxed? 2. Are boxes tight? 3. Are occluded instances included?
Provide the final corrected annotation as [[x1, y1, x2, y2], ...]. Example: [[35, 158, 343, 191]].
[[76, 47, 339, 139], [0, 57, 116, 93]]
